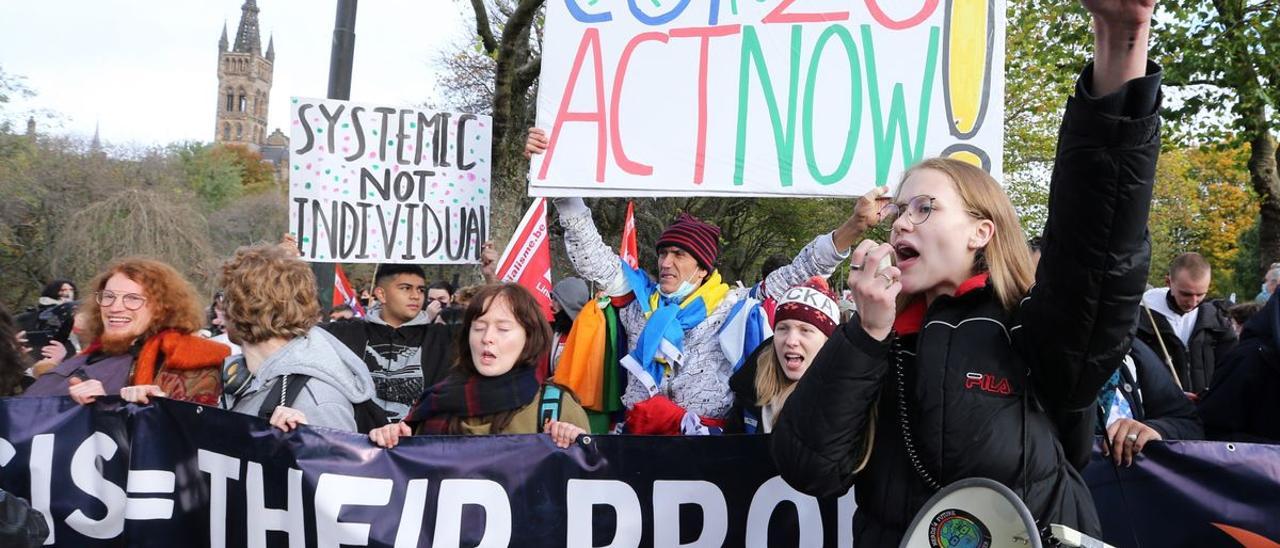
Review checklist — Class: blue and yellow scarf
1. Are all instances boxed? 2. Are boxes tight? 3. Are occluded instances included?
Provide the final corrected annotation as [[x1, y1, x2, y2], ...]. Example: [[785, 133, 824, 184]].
[[618, 259, 729, 395]]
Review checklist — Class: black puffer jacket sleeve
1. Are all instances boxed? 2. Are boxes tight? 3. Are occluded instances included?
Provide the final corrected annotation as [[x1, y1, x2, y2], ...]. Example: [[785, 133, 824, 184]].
[[1015, 62, 1162, 469], [770, 317, 890, 497]]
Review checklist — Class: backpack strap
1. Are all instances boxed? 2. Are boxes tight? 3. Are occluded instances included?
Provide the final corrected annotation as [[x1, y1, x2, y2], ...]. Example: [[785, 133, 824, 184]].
[[256, 374, 313, 420], [537, 384, 564, 433]]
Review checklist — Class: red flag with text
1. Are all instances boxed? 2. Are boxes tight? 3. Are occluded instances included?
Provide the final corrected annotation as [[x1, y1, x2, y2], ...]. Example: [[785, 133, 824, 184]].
[[496, 198, 554, 319], [333, 264, 366, 317], [620, 200, 638, 269]]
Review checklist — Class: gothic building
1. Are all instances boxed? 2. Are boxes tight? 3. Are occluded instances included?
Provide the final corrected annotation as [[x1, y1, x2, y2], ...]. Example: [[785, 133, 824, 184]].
[[215, 0, 273, 149]]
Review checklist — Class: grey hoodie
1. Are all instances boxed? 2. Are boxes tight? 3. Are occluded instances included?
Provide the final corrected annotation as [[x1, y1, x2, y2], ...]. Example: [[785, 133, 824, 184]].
[[228, 327, 376, 432]]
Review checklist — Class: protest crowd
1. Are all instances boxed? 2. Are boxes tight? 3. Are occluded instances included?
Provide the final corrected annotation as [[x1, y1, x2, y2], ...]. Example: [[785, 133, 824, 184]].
[[3, 0, 1280, 546]]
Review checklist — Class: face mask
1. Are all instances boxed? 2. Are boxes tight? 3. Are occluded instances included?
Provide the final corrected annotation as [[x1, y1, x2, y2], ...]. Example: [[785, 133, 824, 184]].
[[660, 272, 700, 301]]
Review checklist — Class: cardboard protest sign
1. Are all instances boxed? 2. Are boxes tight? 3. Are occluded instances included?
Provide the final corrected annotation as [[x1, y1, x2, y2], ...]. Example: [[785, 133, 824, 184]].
[[289, 98, 492, 263], [530, 0, 1004, 197]]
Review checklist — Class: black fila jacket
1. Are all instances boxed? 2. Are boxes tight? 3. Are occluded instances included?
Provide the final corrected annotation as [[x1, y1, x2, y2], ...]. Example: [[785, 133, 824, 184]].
[[771, 62, 1161, 547]]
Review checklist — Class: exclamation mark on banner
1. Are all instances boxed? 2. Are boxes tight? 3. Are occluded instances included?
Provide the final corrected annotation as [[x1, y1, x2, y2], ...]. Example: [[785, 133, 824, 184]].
[[941, 0, 994, 171]]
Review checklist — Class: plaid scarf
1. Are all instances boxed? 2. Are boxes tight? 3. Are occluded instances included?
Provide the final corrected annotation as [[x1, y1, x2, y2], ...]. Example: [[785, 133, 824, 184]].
[[404, 362, 544, 434]]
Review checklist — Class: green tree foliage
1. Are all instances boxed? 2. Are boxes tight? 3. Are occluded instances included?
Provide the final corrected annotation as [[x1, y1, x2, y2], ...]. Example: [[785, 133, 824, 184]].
[[1153, 0, 1279, 280], [1004, 2, 1089, 166], [173, 143, 276, 210], [0, 133, 286, 310], [1003, 0, 1274, 298], [1228, 220, 1263, 300], [569, 196, 852, 285], [1148, 146, 1256, 295], [173, 142, 242, 209], [1002, 1, 1091, 237]]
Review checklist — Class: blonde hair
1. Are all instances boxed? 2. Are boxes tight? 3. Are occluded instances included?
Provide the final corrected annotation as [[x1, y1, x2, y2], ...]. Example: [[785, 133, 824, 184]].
[[899, 158, 1034, 312], [81, 257, 205, 344], [219, 244, 320, 344], [754, 347, 798, 427]]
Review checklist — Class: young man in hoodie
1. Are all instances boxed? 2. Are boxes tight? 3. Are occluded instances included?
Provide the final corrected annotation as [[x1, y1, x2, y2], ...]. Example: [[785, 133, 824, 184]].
[[324, 264, 457, 421], [141, 244, 378, 432], [1137, 252, 1237, 396]]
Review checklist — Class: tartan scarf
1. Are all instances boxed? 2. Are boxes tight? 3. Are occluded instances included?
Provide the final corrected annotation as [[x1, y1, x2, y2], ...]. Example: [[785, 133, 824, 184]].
[[404, 361, 544, 434]]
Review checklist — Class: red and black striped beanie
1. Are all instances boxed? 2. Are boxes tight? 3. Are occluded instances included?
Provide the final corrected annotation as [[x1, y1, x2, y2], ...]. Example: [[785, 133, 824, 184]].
[[655, 213, 720, 271], [774, 277, 840, 336]]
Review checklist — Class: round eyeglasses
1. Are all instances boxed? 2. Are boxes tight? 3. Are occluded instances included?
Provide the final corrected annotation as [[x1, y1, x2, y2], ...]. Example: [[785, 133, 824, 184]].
[[879, 195, 937, 225], [95, 290, 148, 311]]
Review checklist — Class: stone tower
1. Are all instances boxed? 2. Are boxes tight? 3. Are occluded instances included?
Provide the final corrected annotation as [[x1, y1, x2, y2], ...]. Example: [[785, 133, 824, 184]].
[[214, 0, 273, 149]]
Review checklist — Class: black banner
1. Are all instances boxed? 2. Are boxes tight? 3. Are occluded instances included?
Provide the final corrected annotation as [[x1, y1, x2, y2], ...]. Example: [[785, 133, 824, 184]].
[[0, 396, 1276, 547]]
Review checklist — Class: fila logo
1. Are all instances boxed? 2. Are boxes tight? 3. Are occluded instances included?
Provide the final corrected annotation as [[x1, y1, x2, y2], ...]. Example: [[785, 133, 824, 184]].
[[964, 372, 1013, 396]]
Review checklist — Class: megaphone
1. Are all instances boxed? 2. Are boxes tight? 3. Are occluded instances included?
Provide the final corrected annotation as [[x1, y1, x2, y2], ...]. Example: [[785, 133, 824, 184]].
[[899, 477, 1114, 548]]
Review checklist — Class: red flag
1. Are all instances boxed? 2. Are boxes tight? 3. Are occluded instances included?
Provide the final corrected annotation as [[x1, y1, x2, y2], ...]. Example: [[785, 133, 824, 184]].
[[620, 200, 638, 269], [496, 198, 554, 319], [333, 265, 366, 317]]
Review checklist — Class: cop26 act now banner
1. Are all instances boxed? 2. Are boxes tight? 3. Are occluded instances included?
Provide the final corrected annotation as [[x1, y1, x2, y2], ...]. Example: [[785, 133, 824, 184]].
[[289, 98, 492, 264], [2, 397, 1278, 547], [529, 0, 1005, 197]]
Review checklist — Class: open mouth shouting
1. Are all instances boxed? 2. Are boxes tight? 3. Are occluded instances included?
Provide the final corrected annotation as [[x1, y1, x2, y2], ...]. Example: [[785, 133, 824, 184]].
[[894, 242, 920, 270], [783, 352, 807, 371]]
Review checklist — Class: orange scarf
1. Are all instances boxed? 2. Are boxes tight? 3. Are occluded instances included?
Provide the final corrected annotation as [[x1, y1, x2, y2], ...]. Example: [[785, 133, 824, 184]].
[[131, 330, 230, 386]]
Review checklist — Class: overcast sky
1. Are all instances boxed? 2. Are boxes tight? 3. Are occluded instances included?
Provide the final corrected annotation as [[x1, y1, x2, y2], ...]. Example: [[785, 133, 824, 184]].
[[0, 0, 469, 147]]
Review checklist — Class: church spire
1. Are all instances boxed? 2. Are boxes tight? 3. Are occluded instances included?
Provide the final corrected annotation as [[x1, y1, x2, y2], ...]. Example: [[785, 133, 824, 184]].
[[219, 22, 229, 52], [90, 122, 102, 154], [232, 0, 261, 54], [266, 34, 275, 62]]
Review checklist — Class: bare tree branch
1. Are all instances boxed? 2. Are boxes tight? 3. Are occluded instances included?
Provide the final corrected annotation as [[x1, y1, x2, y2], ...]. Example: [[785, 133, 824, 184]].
[[516, 55, 541, 91], [491, 0, 545, 135], [469, 0, 499, 54]]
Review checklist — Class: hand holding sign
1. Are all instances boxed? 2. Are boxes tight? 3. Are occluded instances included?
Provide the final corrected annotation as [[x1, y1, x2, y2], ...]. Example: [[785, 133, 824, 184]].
[[68, 376, 106, 406], [480, 241, 499, 284], [525, 128, 548, 159]]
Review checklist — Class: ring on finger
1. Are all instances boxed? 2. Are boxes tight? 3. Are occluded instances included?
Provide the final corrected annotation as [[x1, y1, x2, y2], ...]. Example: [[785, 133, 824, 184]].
[[878, 272, 895, 285], [1125, 433, 1138, 443]]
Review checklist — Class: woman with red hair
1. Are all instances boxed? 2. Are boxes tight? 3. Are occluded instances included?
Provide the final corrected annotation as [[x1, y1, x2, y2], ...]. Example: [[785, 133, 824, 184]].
[[23, 258, 227, 405]]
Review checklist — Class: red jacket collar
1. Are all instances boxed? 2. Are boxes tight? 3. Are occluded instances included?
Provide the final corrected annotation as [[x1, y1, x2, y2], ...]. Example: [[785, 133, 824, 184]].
[[892, 273, 990, 335]]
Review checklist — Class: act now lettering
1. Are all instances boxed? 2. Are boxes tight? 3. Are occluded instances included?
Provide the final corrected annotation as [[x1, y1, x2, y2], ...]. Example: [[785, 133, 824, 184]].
[[530, 0, 1003, 198]]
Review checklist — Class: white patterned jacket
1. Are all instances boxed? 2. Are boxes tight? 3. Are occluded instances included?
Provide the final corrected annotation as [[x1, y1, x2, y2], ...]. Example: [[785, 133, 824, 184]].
[[555, 198, 849, 419]]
